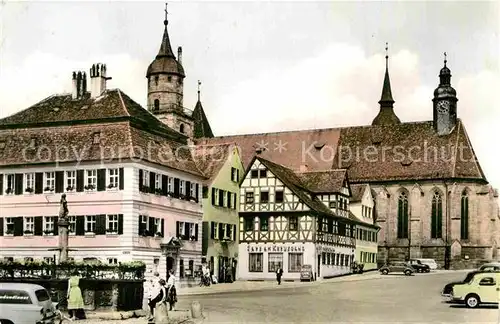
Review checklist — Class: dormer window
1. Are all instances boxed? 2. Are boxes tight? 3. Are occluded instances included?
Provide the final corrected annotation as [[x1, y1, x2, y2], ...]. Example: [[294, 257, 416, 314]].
[[93, 132, 101, 144]]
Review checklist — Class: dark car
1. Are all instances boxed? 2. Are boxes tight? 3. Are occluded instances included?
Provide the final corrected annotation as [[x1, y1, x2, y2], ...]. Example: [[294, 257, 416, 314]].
[[408, 259, 430, 273], [379, 262, 414, 276]]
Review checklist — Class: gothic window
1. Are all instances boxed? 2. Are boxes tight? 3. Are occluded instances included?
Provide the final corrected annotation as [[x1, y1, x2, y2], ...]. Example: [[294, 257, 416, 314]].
[[431, 190, 443, 239], [397, 191, 409, 239], [460, 190, 469, 240], [154, 99, 160, 111], [180, 123, 185, 134]]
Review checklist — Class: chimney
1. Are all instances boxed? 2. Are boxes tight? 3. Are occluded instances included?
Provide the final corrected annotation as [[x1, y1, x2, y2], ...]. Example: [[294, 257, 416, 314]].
[[177, 47, 182, 65], [299, 164, 308, 172], [90, 63, 111, 98], [72, 71, 87, 99]]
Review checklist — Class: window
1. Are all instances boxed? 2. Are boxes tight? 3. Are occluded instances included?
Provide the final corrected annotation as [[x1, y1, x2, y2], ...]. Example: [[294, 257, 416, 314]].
[[180, 180, 185, 195], [329, 201, 336, 209], [108, 168, 119, 189], [431, 190, 443, 239], [223, 190, 228, 207], [288, 253, 303, 272], [180, 124, 185, 134], [107, 215, 119, 233], [24, 217, 34, 234], [231, 167, 239, 182], [85, 170, 97, 190], [260, 169, 267, 178], [289, 216, 298, 231], [167, 76, 172, 82], [85, 215, 96, 233], [154, 173, 161, 190], [245, 192, 254, 204], [249, 253, 263, 272], [154, 99, 160, 111], [250, 170, 259, 178], [167, 177, 173, 193], [43, 216, 55, 234], [260, 216, 269, 231], [44, 172, 55, 192], [461, 190, 469, 240], [244, 217, 253, 232], [25, 173, 34, 192], [5, 174, 14, 194], [66, 171, 76, 191], [154, 218, 161, 234], [260, 191, 269, 203], [397, 191, 409, 239], [68, 216, 76, 234], [108, 258, 118, 265], [275, 190, 284, 203], [4, 217, 14, 235], [142, 170, 150, 187], [190, 182, 195, 198], [141, 215, 150, 234], [268, 253, 283, 272]]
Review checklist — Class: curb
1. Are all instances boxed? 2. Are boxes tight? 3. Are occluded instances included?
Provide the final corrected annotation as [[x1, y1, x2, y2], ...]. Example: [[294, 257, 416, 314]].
[[84, 309, 193, 321]]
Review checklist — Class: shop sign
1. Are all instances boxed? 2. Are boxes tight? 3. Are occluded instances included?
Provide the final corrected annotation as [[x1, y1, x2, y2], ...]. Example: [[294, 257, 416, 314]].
[[316, 245, 336, 253], [246, 245, 305, 253]]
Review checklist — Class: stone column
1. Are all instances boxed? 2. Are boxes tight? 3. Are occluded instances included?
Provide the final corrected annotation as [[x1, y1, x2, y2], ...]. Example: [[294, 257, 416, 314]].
[[58, 217, 69, 263]]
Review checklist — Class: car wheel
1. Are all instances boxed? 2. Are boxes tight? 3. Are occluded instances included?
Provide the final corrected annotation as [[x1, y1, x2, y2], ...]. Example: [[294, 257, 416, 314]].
[[404, 270, 412, 276], [382, 269, 389, 275], [465, 294, 480, 308]]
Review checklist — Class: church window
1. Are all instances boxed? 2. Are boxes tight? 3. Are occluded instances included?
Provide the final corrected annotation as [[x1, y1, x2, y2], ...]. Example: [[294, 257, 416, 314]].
[[460, 190, 469, 240], [397, 191, 409, 239], [431, 190, 443, 239], [180, 123, 185, 133], [153, 99, 160, 111]]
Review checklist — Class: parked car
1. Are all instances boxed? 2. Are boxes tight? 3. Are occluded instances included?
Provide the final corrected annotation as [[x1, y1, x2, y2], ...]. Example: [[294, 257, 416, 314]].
[[418, 258, 438, 270], [379, 262, 414, 276], [442, 269, 500, 297], [408, 259, 431, 273], [478, 262, 500, 272], [300, 264, 313, 282], [449, 272, 500, 308], [0, 282, 57, 324]]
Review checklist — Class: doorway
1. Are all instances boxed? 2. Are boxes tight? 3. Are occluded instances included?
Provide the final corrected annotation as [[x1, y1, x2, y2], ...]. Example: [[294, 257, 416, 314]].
[[166, 256, 175, 279], [317, 254, 321, 279]]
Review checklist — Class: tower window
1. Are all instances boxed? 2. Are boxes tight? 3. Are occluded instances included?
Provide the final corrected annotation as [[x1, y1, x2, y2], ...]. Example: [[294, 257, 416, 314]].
[[180, 123, 185, 134], [168, 76, 172, 82], [154, 99, 160, 111], [154, 76, 159, 86]]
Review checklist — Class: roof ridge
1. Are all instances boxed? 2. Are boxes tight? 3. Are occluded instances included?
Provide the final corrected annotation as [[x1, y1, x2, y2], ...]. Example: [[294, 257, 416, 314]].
[[116, 89, 131, 117]]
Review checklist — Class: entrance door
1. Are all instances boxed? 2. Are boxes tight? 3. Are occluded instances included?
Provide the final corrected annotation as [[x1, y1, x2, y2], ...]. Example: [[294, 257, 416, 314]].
[[232, 259, 237, 282], [166, 256, 175, 279], [317, 254, 321, 279]]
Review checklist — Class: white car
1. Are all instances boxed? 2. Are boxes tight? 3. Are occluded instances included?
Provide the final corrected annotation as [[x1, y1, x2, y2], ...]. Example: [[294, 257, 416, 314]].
[[417, 258, 438, 270], [0, 282, 57, 324]]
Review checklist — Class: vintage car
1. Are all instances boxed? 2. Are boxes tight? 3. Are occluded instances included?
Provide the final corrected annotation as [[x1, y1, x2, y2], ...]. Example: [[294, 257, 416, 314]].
[[379, 262, 414, 276], [408, 259, 431, 273], [300, 264, 313, 282], [0, 282, 57, 324], [418, 258, 438, 270], [449, 272, 500, 308], [478, 262, 500, 272]]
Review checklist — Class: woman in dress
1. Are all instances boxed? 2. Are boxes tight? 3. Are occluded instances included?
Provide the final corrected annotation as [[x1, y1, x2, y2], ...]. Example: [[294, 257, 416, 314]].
[[166, 269, 177, 311], [67, 270, 86, 320]]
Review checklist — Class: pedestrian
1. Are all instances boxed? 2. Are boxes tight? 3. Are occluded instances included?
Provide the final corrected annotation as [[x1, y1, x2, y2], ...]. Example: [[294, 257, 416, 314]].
[[147, 272, 161, 321], [166, 269, 178, 311], [276, 267, 283, 285], [67, 270, 86, 320]]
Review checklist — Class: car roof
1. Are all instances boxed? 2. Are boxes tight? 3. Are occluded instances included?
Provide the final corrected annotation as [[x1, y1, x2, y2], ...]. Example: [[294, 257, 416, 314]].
[[480, 262, 500, 267], [0, 282, 47, 291]]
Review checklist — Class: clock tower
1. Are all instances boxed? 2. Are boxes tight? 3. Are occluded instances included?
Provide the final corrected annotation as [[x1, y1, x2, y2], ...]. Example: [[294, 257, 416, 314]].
[[432, 53, 458, 136]]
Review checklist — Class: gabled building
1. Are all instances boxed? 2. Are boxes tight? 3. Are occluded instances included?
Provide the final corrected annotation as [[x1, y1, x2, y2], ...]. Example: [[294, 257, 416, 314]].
[[238, 156, 377, 281], [191, 142, 244, 283]]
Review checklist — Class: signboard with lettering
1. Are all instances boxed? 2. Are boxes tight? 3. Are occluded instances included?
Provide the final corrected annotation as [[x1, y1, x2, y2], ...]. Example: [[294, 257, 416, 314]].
[[316, 245, 336, 253], [246, 245, 306, 253]]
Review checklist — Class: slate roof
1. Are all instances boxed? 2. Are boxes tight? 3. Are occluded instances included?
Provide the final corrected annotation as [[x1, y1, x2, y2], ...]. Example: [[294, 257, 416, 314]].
[[198, 119, 487, 184], [191, 143, 233, 183], [192, 101, 214, 139]]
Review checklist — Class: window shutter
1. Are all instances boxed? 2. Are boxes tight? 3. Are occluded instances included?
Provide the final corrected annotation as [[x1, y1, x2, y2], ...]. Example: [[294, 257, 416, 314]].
[[236, 169, 240, 182], [211, 188, 216, 205], [76, 170, 84, 192], [14, 217, 23, 236], [228, 192, 232, 208], [218, 223, 224, 239], [195, 184, 199, 202], [53, 217, 59, 235], [232, 224, 237, 241], [15, 174, 23, 195], [34, 217, 42, 236], [97, 169, 106, 191], [176, 221, 180, 238], [55, 171, 64, 193], [138, 216, 144, 235], [149, 172, 156, 193], [161, 219, 165, 237], [149, 217, 155, 236], [162, 175, 168, 196], [219, 190, 224, 206], [184, 222, 189, 239], [186, 181, 191, 197], [233, 193, 237, 210], [96, 214, 106, 235], [119, 168, 124, 190], [210, 222, 215, 239], [195, 223, 199, 241], [0, 218, 3, 236], [0, 174, 3, 195], [118, 214, 124, 235], [174, 178, 180, 196], [75, 216, 85, 236], [138, 169, 144, 192]]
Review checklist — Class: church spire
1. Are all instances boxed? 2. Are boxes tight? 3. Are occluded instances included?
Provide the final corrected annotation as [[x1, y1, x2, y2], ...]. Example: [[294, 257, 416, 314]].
[[372, 43, 401, 126], [197, 80, 201, 102], [157, 3, 175, 59], [192, 80, 214, 138]]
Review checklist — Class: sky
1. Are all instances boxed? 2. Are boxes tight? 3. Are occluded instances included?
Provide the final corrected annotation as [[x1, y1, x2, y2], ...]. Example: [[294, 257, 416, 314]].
[[0, 1, 499, 189]]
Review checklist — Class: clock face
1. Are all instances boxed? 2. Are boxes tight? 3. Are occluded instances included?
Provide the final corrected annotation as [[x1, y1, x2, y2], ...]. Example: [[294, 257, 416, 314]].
[[437, 100, 450, 114]]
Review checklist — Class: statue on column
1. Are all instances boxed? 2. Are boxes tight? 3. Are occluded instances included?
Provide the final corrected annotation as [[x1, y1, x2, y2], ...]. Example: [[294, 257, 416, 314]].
[[59, 194, 69, 219], [58, 194, 70, 264]]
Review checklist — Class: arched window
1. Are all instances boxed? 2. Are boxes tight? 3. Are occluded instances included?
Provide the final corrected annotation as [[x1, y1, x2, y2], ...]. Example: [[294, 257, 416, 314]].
[[431, 190, 443, 239], [154, 76, 159, 86], [153, 99, 159, 111], [397, 191, 409, 239], [460, 190, 469, 240], [179, 123, 185, 134]]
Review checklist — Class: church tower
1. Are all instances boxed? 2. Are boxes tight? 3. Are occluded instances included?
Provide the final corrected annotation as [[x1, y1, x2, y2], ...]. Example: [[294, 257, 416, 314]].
[[432, 53, 458, 136], [147, 3, 193, 137], [372, 44, 401, 126]]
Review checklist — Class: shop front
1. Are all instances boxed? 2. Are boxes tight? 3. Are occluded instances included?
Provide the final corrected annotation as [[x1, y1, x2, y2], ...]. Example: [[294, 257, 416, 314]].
[[316, 244, 354, 279]]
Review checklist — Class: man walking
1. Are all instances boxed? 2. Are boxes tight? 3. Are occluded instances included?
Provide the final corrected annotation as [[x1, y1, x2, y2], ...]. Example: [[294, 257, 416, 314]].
[[276, 267, 283, 285]]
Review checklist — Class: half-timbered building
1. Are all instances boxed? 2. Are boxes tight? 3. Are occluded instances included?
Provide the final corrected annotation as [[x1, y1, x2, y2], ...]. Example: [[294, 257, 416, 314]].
[[238, 156, 377, 281]]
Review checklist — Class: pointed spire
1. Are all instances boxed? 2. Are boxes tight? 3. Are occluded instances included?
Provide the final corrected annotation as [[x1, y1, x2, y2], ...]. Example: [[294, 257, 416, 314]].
[[379, 42, 394, 107], [157, 2, 175, 58], [197, 80, 201, 102]]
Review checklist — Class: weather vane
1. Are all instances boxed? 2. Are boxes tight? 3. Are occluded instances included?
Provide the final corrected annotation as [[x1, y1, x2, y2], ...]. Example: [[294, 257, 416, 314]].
[[164, 3, 168, 24], [385, 42, 389, 68], [198, 80, 201, 101], [444, 52, 447, 66]]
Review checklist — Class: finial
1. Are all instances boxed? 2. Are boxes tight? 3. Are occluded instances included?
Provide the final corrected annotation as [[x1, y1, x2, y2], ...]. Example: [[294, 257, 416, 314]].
[[385, 42, 389, 69], [164, 3, 168, 25], [444, 52, 447, 67], [197, 80, 201, 101]]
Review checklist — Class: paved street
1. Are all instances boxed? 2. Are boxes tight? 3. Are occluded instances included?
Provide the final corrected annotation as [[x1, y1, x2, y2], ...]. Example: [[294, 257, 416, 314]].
[[81, 271, 499, 323]]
